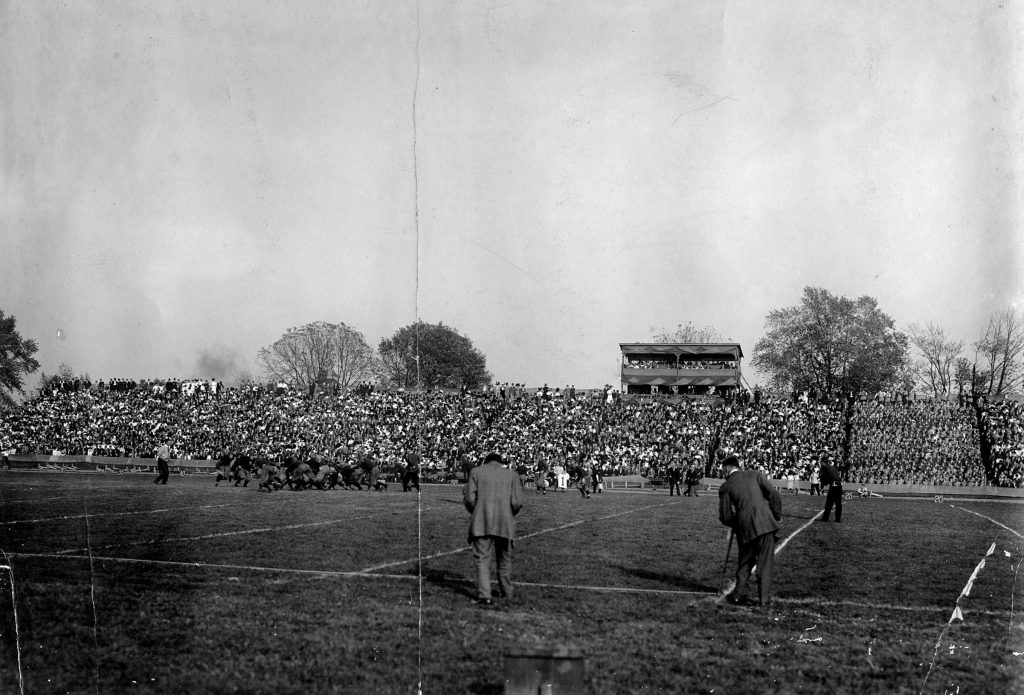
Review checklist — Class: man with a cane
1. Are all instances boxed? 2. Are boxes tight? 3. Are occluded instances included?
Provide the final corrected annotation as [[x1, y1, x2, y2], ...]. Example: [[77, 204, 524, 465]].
[[718, 454, 782, 608]]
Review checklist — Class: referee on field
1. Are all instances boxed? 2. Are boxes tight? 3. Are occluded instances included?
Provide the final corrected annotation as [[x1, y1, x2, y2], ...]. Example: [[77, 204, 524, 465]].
[[819, 457, 843, 522]]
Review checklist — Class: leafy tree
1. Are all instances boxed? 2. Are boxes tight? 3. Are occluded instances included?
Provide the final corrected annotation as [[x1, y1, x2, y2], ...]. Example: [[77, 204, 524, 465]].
[[752, 287, 909, 397], [379, 321, 491, 389], [0, 309, 40, 407], [257, 321, 377, 395], [907, 322, 962, 396], [653, 321, 725, 343], [973, 308, 1024, 396]]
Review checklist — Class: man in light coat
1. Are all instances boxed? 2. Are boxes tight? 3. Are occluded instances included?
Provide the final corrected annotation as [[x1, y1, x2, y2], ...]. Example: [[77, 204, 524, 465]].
[[154, 439, 171, 485], [464, 452, 523, 605]]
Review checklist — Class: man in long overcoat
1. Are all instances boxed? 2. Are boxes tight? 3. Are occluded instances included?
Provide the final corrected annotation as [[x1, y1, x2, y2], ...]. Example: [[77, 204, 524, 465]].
[[464, 452, 524, 605]]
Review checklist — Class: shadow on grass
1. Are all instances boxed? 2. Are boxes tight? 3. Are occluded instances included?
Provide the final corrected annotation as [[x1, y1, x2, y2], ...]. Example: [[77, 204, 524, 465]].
[[420, 568, 476, 598], [612, 564, 717, 593]]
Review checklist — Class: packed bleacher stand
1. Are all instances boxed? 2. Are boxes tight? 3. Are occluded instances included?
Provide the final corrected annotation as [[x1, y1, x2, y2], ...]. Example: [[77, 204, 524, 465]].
[[716, 399, 846, 481], [0, 379, 1021, 488], [978, 399, 1024, 487], [846, 400, 986, 486]]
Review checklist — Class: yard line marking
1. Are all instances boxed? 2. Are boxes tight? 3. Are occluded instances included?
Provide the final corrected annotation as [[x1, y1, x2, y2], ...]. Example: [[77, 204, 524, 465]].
[[12, 552, 402, 578], [950, 505, 1024, 540], [715, 511, 824, 604], [8, 551, 1015, 618], [0, 503, 235, 525], [776, 512, 825, 554], [0, 495, 94, 504], [0, 550, 25, 695], [355, 499, 687, 573], [513, 580, 712, 597], [52, 505, 448, 555]]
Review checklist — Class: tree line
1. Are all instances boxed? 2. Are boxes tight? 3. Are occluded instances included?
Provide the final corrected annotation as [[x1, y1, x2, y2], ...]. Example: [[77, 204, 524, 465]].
[[1, 287, 1022, 405], [256, 320, 490, 396], [742, 287, 1022, 400]]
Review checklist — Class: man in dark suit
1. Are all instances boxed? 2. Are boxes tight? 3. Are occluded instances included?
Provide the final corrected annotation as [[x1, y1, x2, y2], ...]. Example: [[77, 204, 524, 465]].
[[718, 455, 782, 607], [464, 452, 524, 605], [819, 458, 843, 522], [402, 447, 421, 492], [667, 462, 683, 496]]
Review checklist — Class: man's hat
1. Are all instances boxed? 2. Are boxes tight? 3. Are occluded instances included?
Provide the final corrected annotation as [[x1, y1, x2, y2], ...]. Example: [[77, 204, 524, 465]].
[[484, 452, 503, 464], [721, 454, 740, 470]]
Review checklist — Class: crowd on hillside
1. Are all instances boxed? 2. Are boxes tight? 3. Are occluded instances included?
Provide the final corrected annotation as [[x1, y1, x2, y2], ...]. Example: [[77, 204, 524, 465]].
[[1, 380, 1021, 487]]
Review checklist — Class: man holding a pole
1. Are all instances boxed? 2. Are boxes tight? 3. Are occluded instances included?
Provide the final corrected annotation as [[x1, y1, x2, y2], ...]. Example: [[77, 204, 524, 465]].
[[718, 454, 782, 608]]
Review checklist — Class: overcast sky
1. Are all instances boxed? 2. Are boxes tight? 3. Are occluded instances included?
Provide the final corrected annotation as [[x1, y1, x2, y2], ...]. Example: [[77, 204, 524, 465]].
[[2, 0, 1021, 390]]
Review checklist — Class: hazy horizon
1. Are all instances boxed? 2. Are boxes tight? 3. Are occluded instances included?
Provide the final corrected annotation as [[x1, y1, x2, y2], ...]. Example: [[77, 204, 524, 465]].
[[3, 1, 1021, 391]]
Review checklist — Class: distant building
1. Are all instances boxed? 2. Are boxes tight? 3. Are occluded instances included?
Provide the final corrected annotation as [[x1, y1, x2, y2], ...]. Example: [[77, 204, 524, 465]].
[[619, 343, 743, 397]]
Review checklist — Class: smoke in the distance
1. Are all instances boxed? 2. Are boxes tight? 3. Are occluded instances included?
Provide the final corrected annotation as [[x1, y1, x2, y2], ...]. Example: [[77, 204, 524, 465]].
[[195, 347, 248, 384]]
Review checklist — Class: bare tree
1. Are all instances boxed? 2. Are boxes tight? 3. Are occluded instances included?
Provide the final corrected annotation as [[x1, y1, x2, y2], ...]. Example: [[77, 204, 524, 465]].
[[653, 321, 726, 343], [257, 321, 377, 395], [953, 357, 975, 397], [907, 322, 962, 396], [329, 322, 378, 390], [975, 308, 1024, 396]]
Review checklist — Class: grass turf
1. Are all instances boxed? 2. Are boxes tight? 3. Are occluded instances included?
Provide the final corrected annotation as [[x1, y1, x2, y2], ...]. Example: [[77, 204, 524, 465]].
[[0, 472, 1021, 693]]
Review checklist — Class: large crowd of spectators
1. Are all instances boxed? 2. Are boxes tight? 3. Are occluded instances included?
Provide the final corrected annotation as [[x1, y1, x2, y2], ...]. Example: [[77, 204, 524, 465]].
[[846, 400, 986, 486], [977, 400, 1024, 487], [623, 359, 739, 370], [1, 379, 1021, 487]]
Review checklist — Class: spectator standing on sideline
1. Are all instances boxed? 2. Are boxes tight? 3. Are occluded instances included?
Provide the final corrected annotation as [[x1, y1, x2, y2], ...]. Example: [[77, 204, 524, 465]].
[[809, 465, 821, 496], [820, 457, 844, 522], [464, 452, 523, 606], [534, 459, 549, 495], [667, 463, 683, 496], [684, 463, 702, 497], [718, 454, 782, 607], [403, 447, 421, 492], [154, 439, 171, 485]]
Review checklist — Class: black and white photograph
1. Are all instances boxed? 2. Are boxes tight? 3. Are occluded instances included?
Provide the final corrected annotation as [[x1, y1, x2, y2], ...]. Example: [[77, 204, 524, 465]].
[[1, 1, 1022, 692]]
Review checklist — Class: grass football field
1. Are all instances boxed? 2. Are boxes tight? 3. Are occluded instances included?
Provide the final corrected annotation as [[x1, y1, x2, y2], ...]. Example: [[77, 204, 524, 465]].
[[0, 471, 1021, 694]]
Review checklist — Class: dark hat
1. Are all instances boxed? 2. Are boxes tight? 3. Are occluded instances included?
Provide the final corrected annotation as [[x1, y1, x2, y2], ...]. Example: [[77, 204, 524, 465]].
[[721, 454, 740, 470], [484, 452, 503, 464]]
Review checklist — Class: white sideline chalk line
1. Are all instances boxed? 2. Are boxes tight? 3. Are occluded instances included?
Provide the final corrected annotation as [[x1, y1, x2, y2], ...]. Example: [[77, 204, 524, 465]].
[[0, 503, 235, 526], [11, 551, 1013, 618], [354, 498, 687, 574], [0, 494, 92, 504], [776, 513, 825, 555], [1, 496, 388, 526], [949, 505, 1024, 540], [715, 510, 825, 604], [54, 505, 447, 555], [0, 550, 25, 695]]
